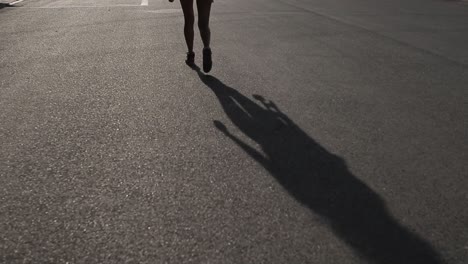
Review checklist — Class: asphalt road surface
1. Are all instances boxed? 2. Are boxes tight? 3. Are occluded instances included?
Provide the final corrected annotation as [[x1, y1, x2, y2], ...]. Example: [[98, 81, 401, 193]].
[[1, 0, 467, 263]]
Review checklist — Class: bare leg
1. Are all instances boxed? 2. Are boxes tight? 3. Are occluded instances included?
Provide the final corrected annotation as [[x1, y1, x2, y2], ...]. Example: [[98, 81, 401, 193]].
[[196, 0, 212, 48], [180, 0, 195, 53]]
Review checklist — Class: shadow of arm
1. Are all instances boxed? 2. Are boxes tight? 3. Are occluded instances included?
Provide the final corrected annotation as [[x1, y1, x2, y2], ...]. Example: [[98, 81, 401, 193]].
[[214, 120, 270, 169]]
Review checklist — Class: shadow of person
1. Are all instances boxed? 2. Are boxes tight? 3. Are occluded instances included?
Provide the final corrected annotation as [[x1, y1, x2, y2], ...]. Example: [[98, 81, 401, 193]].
[[194, 68, 443, 264]]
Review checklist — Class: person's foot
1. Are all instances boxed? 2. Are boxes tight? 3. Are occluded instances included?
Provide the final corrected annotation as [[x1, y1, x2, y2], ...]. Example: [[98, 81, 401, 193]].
[[203, 47, 212, 73], [185, 51, 195, 67]]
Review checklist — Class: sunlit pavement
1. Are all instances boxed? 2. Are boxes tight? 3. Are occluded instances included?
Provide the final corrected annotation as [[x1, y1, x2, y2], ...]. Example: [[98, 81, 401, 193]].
[[1, 0, 467, 263]]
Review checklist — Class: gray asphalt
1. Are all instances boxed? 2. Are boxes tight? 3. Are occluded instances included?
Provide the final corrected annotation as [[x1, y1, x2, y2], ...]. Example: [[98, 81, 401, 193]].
[[1, 0, 467, 263]]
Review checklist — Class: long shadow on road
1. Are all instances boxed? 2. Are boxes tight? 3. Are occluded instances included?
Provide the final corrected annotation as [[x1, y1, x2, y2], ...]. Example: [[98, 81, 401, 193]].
[[195, 68, 442, 264]]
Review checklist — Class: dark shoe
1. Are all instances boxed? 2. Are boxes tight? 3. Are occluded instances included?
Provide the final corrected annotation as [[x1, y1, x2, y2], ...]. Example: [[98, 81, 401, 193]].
[[185, 51, 195, 67], [203, 47, 212, 73]]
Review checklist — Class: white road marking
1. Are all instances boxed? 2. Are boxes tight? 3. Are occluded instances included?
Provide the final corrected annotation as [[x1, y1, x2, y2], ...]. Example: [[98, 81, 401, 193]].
[[141, 0, 148, 6], [8, 0, 24, 5], [144, 9, 181, 14], [21, 4, 144, 9]]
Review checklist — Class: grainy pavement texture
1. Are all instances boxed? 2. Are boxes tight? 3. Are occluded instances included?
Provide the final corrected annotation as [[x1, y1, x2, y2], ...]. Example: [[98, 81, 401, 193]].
[[1, 0, 467, 263]]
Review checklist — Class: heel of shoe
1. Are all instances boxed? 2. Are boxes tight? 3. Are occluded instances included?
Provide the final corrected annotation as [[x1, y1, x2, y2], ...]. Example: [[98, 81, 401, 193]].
[[185, 51, 195, 67]]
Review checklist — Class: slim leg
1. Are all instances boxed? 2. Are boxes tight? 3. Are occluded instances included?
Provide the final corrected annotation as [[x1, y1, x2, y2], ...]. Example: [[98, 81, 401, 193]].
[[196, 0, 212, 48], [180, 0, 195, 52]]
